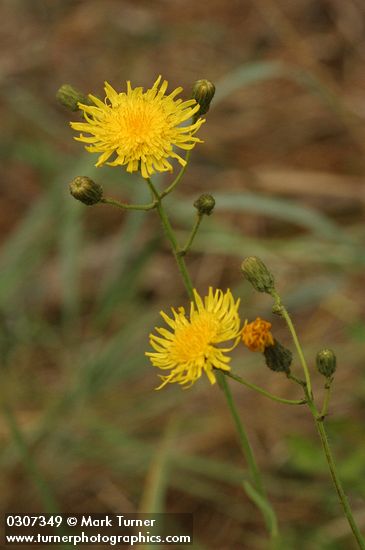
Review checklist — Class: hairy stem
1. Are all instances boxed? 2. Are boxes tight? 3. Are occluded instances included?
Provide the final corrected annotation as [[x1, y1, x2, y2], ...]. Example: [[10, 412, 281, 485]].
[[226, 371, 306, 406], [160, 151, 191, 199], [144, 174, 278, 540], [320, 378, 333, 419], [272, 291, 312, 398], [145, 178, 194, 302], [178, 213, 203, 256], [101, 197, 156, 211], [217, 372, 278, 540], [305, 393, 365, 549]]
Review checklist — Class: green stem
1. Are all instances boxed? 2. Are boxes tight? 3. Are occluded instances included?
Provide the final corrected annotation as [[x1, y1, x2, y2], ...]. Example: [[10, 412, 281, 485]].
[[145, 178, 195, 302], [272, 294, 364, 547], [217, 371, 278, 539], [160, 151, 191, 199], [225, 371, 306, 406], [221, 375, 264, 493], [272, 291, 313, 398], [315, 420, 365, 549], [144, 173, 277, 540], [320, 378, 333, 419], [301, 385, 365, 548], [307, 397, 365, 547], [101, 197, 156, 211], [287, 372, 306, 387], [178, 213, 203, 256]]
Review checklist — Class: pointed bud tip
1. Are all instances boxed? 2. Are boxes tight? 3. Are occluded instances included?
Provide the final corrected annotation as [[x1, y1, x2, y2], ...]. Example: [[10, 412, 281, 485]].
[[241, 256, 275, 294]]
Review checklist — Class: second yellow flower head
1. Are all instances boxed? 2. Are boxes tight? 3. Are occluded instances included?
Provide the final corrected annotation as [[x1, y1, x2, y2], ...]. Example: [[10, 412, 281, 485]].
[[146, 288, 241, 389]]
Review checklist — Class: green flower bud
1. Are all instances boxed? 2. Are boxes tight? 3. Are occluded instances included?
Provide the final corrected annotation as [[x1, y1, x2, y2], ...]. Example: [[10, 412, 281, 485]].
[[192, 79, 216, 116], [241, 256, 275, 294], [56, 84, 90, 112], [264, 339, 292, 374], [69, 176, 103, 206], [316, 349, 336, 378], [194, 193, 216, 216]]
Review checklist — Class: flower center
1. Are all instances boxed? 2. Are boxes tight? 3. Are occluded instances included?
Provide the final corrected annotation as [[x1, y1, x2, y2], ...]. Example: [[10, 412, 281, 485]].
[[115, 100, 166, 150], [126, 112, 153, 142], [172, 313, 219, 363]]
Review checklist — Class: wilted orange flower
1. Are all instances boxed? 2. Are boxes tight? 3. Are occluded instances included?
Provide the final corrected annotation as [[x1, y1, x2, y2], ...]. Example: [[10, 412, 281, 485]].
[[241, 317, 274, 353]]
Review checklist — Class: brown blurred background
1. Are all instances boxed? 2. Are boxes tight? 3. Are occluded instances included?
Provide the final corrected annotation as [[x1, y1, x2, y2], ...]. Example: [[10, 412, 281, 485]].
[[1, 0, 365, 548]]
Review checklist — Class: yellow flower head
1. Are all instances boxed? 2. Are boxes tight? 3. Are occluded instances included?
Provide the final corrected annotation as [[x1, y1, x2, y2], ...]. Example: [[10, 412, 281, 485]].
[[70, 76, 205, 179], [146, 288, 241, 389], [241, 317, 274, 353]]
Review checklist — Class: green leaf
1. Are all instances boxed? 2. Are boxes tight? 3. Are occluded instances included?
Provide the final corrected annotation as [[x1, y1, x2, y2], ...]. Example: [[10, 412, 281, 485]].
[[243, 480, 279, 539]]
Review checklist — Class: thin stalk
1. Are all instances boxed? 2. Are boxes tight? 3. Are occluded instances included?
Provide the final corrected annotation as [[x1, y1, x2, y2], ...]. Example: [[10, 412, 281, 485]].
[[101, 197, 156, 211], [315, 420, 365, 549], [217, 372, 278, 540], [272, 292, 364, 546], [287, 372, 306, 388], [225, 371, 306, 406], [272, 291, 313, 398], [160, 151, 191, 199], [218, 373, 264, 493], [305, 393, 365, 549], [320, 378, 333, 419], [145, 178, 194, 302], [281, 308, 312, 396], [144, 173, 278, 540], [178, 213, 203, 256]]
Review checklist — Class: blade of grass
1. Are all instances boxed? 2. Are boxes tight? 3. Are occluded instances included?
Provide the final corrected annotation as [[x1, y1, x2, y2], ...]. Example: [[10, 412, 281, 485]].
[[138, 418, 179, 540], [0, 155, 99, 308], [1, 85, 68, 139], [95, 235, 160, 325], [1, 405, 73, 550], [243, 480, 278, 542], [214, 61, 286, 103], [59, 193, 83, 326], [174, 191, 349, 241]]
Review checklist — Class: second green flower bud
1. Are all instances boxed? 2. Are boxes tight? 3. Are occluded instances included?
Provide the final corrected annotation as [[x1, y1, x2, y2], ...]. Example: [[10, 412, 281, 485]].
[[241, 256, 275, 294], [316, 349, 337, 378], [194, 194, 216, 216], [192, 79, 215, 116]]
